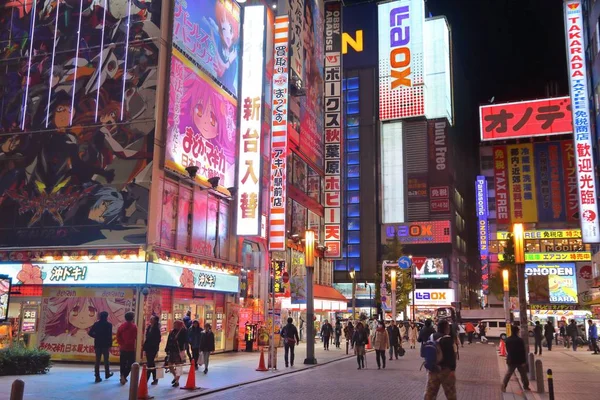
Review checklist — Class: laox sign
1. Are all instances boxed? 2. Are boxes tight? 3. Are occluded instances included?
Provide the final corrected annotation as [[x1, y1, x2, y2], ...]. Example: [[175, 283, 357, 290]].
[[416, 291, 447, 300], [388, 5, 411, 88]]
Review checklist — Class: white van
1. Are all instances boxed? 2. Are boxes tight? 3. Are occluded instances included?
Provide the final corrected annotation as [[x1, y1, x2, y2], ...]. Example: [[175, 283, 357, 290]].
[[477, 319, 535, 340]]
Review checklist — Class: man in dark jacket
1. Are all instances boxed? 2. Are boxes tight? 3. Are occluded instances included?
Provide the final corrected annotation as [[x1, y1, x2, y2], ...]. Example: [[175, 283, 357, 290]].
[[387, 321, 401, 360], [281, 317, 300, 367], [183, 311, 192, 329], [199, 323, 216, 374], [89, 311, 114, 383], [418, 319, 436, 357], [544, 321, 555, 351], [502, 325, 530, 392], [533, 321, 543, 355], [320, 320, 333, 350], [424, 320, 456, 400], [567, 319, 579, 351]]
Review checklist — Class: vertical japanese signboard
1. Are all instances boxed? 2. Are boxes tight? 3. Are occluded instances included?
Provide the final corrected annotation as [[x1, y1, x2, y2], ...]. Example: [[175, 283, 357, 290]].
[[428, 119, 450, 213], [534, 142, 566, 222], [288, 0, 304, 84], [493, 146, 511, 224], [378, 0, 425, 120], [561, 141, 579, 222], [323, 1, 343, 259], [507, 144, 538, 223], [272, 260, 286, 295], [236, 6, 266, 236], [268, 16, 290, 251], [564, 0, 600, 243], [476, 176, 489, 295]]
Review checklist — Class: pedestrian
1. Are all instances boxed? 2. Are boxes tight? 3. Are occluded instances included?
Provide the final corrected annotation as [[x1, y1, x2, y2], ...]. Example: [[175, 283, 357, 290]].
[[399, 322, 407, 344], [501, 325, 530, 392], [143, 315, 161, 385], [352, 322, 368, 370], [418, 319, 436, 356], [544, 321, 554, 351], [560, 321, 568, 348], [587, 319, 599, 354], [199, 323, 215, 374], [465, 321, 475, 344], [188, 320, 203, 369], [457, 322, 466, 348], [567, 319, 579, 351], [116, 311, 137, 385], [533, 321, 543, 355], [344, 321, 355, 349], [423, 320, 456, 400], [478, 322, 488, 343], [299, 316, 305, 341], [165, 320, 188, 387], [408, 321, 418, 349], [183, 310, 192, 329], [334, 320, 342, 349], [387, 321, 401, 360], [88, 311, 114, 383], [372, 320, 389, 370], [281, 317, 300, 367], [320, 319, 333, 350]]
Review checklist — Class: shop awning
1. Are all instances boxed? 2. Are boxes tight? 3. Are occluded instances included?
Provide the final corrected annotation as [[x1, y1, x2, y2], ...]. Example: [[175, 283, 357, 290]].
[[314, 284, 348, 302]]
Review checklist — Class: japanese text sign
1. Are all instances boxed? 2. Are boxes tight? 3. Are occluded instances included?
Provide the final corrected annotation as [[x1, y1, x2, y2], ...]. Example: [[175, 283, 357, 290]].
[[498, 252, 591, 262], [561, 141, 580, 222], [378, 0, 425, 120], [476, 176, 489, 294], [236, 6, 265, 236], [324, 1, 343, 259], [534, 142, 567, 222], [288, 0, 304, 82], [479, 97, 573, 141], [21, 306, 37, 333], [146, 263, 239, 293], [272, 260, 286, 295], [496, 229, 582, 240], [564, 1, 600, 243], [507, 144, 538, 223], [268, 16, 290, 251], [493, 146, 511, 224], [384, 221, 451, 244]]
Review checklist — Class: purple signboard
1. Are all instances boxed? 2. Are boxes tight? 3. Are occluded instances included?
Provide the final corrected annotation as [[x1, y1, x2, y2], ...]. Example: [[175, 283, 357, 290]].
[[476, 176, 490, 295]]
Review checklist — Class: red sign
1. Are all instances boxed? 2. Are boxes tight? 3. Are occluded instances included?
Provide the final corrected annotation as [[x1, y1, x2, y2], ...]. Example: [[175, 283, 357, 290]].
[[411, 257, 428, 273], [480, 97, 572, 141], [493, 146, 510, 224]]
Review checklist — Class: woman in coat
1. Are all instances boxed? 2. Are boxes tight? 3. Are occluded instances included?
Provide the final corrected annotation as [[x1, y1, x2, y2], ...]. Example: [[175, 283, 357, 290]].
[[408, 321, 418, 349], [371, 320, 389, 370], [165, 319, 188, 387], [187, 320, 203, 369], [142, 315, 161, 385], [352, 322, 368, 369], [199, 323, 216, 374]]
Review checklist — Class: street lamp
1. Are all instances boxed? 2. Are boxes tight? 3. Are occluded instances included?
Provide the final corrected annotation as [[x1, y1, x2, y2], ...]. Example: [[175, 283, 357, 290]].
[[304, 230, 317, 365], [391, 269, 397, 322], [349, 269, 356, 320], [512, 223, 529, 350], [409, 255, 415, 321], [502, 269, 511, 337]]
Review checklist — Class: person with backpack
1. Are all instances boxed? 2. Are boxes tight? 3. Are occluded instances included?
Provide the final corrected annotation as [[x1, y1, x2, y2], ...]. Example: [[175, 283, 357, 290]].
[[501, 325, 530, 392], [533, 321, 543, 355], [387, 321, 401, 360], [372, 320, 389, 369], [321, 319, 333, 350], [281, 317, 300, 367], [465, 322, 476, 344], [88, 311, 114, 383], [423, 320, 456, 400], [352, 322, 368, 369], [334, 320, 342, 349], [418, 319, 436, 356]]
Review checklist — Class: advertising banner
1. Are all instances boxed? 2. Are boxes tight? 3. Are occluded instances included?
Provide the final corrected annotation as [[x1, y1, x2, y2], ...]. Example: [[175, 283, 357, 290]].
[[496, 229, 581, 240], [21, 306, 37, 333], [493, 146, 511, 224], [526, 263, 578, 304], [0, 277, 9, 323], [381, 122, 405, 223], [499, 252, 591, 262], [384, 221, 451, 244], [534, 142, 566, 222], [273, 261, 286, 295], [564, 1, 600, 243], [236, 6, 265, 236], [378, 0, 425, 120], [428, 120, 450, 213], [576, 262, 600, 306], [290, 250, 307, 305], [288, 0, 305, 82], [479, 97, 573, 141], [166, 50, 238, 188], [412, 289, 454, 306], [507, 144, 538, 223], [476, 175, 489, 294], [173, 0, 241, 97], [39, 287, 136, 361], [561, 141, 580, 223], [268, 16, 290, 252], [407, 174, 429, 201], [342, 2, 378, 68], [414, 258, 449, 279], [146, 263, 239, 293], [323, 0, 343, 259]]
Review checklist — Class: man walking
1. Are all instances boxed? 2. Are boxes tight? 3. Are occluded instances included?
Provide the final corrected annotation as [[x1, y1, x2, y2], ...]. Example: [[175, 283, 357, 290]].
[[423, 320, 456, 400], [588, 319, 599, 355], [544, 321, 554, 351], [321, 319, 333, 350], [387, 321, 401, 360], [465, 321, 475, 344], [88, 311, 114, 383], [116, 311, 137, 385], [501, 325, 530, 392], [281, 317, 300, 367], [567, 319, 579, 351], [334, 320, 342, 349], [533, 321, 543, 355]]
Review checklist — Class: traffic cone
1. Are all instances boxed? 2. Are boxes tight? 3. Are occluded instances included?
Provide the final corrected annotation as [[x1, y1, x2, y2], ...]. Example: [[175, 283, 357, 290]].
[[180, 359, 199, 391], [256, 348, 268, 371], [366, 337, 372, 350], [499, 340, 507, 357], [137, 365, 152, 399]]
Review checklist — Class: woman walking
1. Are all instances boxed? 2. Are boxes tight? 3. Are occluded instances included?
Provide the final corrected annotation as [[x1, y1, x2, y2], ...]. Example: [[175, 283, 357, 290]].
[[199, 323, 216, 374], [352, 322, 368, 369], [344, 321, 355, 350], [143, 315, 161, 385], [372, 320, 389, 370], [408, 321, 418, 349], [188, 320, 203, 369], [165, 320, 188, 387]]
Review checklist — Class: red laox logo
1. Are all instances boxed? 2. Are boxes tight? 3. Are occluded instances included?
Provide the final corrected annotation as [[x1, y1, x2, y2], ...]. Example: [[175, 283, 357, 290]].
[[583, 209, 596, 222], [568, 3, 579, 10]]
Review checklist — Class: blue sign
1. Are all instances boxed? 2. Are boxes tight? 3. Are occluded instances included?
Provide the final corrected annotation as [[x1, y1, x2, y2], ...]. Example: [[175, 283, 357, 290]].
[[476, 176, 489, 295], [398, 256, 412, 270]]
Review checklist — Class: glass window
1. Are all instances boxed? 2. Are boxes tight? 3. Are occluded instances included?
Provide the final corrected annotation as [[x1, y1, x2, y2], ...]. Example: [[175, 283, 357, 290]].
[[347, 139, 360, 152], [348, 245, 361, 257], [347, 126, 359, 139], [348, 178, 360, 190], [348, 258, 361, 271], [347, 191, 360, 204], [347, 116, 359, 126], [347, 89, 359, 102], [347, 231, 360, 244], [347, 101, 359, 115], [481, 155, 493, 170], [334, 260, 347, 271], [348, 204, 360, 217], [499, 322, 506, 328], [347, 165, 360, 178], [348, 218, 360, 231], [347, 153, 360, 165], [488, 321, 498, 328], [347, 77, 359, 89]]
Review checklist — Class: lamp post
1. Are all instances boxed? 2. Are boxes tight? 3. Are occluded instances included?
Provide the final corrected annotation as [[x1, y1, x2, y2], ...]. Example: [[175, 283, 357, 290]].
[[502, 269, 511, 337], [349, 269, 356, 320], [304, 230, 317, 365], [409, 255, 415, 321], [391, 269, 397, 322], [513, 223, 529, 350], [366, 282, 372, 318]]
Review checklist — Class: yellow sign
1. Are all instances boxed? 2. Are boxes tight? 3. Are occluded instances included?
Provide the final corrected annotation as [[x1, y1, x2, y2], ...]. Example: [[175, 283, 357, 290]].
[[498, 252, 591, 262], [507, 144, 538, 223], [496, 229, 582, 240], [342, 30, 363, 54]]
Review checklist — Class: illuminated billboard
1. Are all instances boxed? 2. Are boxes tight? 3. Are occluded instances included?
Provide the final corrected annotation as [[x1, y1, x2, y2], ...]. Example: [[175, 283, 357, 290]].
[[384, 221, 451, 244], [476, 176, 489, 294], [507, 144, 538, 223], [479, 97, 573, 141], [378, 0, 425, 120], [564, 0, 600, 243], [496, 229, 581, 240], [498, 252, 591, 262], [424, 17, 453, 124], [413, 258, 449, 279], [0, 276, 10, 323], [526, 263, 578, 304], [381, 122, 405, 224]]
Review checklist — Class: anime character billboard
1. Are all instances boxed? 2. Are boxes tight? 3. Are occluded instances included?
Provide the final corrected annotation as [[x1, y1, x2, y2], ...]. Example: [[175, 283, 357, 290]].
[[166, 50, 237, 188], [0, 0, 158, 247], [173, 0, 241, 97]]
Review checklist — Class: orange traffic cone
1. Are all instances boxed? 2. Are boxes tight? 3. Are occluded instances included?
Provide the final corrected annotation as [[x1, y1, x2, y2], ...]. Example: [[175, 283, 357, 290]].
[[256, 348, 268, 371], [499, 340, 507, 357], [180, 359, 199, 391], [366, 337, 372, 350], [137, 365, 152, 399]]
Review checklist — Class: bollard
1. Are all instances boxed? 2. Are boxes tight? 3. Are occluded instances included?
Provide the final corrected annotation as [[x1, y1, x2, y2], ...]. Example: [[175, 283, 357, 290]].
[[528, 353, 536, 381], [535, 359, 544, 393], [547, 369, 555, 400], [129, 362, 140, 400], [346, 340, 349, 355], [10, 379, 24, 400]]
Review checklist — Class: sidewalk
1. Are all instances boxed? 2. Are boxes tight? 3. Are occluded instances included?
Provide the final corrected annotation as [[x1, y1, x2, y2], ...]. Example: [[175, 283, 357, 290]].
[[0, 342, 355, 400]]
